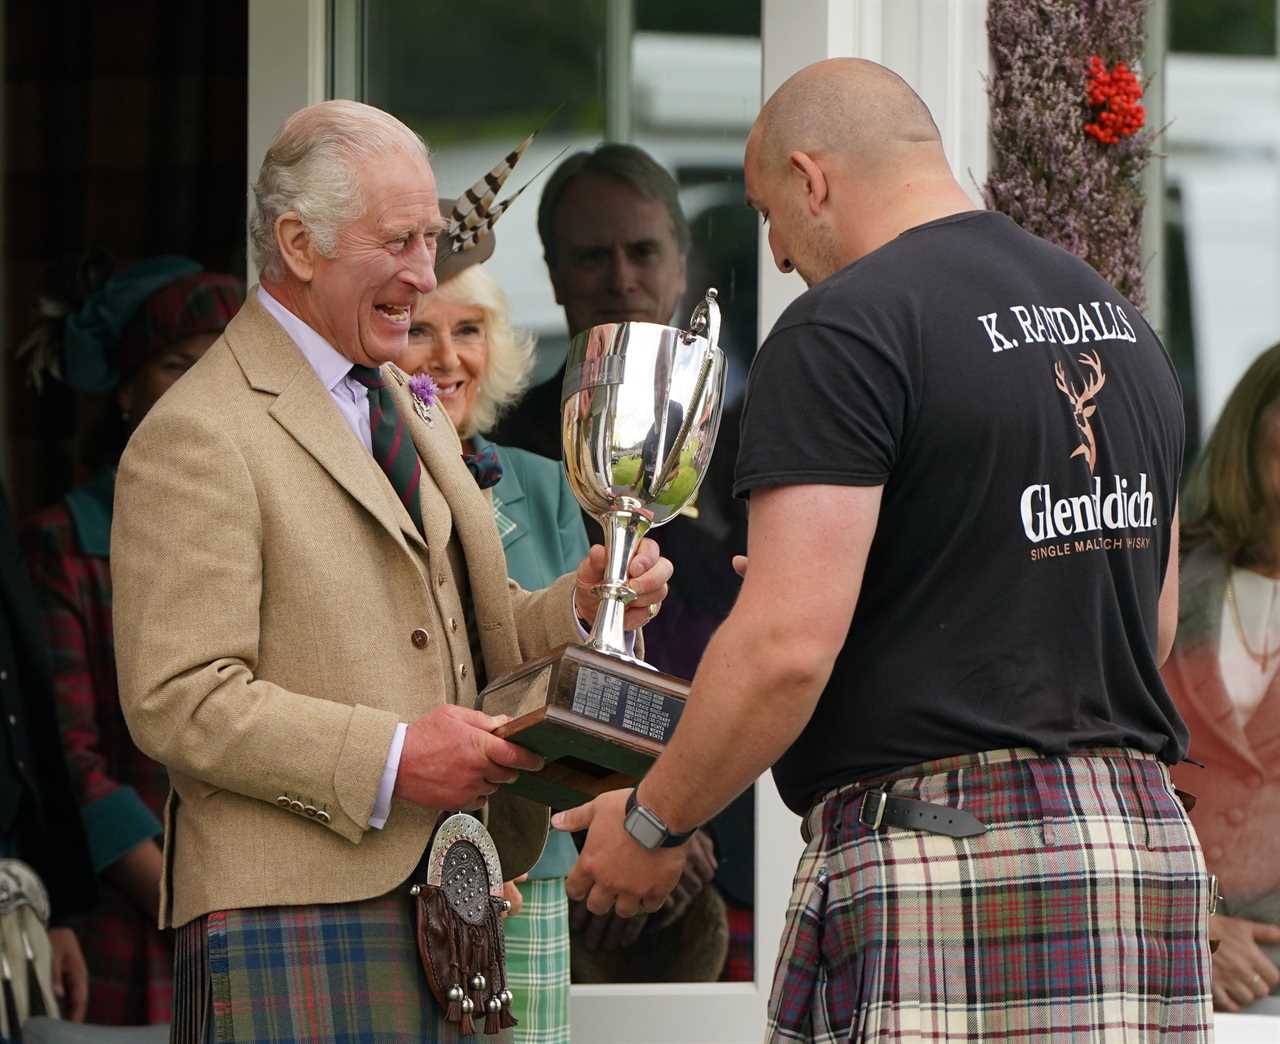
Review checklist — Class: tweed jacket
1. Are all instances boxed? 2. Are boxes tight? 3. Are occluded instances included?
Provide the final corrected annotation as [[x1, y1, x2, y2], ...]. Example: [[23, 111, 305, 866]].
[[112, 291, 579, 928], [1165, 542, 1280, 901]]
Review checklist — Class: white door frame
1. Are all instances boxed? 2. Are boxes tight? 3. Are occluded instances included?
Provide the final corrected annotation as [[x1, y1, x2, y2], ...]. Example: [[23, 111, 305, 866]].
[[245, 0, 327, 285], [242, 2, 990, 1039]]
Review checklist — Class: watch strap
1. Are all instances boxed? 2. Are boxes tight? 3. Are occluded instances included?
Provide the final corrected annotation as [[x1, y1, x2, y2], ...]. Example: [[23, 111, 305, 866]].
[[624, 789, 694, 848]]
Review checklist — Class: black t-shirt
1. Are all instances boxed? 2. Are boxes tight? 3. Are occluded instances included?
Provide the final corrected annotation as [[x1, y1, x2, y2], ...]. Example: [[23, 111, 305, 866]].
[[734, 211, 1187, 815]]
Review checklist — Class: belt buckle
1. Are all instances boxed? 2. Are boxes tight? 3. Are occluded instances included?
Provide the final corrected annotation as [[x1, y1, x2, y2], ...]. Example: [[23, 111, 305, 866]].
[[858, 789, 887, 830]]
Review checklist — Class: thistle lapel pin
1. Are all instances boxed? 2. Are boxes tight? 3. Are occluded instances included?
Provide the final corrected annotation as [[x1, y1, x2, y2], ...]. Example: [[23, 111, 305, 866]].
[[408, 374, 439, 426]]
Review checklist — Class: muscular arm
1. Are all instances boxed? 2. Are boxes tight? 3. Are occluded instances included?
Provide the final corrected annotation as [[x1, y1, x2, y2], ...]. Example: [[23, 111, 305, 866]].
[[559, 483, 882, 914], [635, 483, 881, 831], [1156, 502, 1180, 668]]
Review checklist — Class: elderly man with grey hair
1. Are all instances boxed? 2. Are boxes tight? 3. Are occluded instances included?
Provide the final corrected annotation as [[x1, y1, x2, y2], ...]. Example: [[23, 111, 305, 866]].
[[110, 99, 672, 1042]]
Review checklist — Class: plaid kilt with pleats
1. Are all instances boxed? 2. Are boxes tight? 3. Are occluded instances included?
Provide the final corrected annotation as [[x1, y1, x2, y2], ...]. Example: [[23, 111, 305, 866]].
[[504, 878, 571, 1044], [172, 892, 512, 1044], [765, 748, 1213, 1043]]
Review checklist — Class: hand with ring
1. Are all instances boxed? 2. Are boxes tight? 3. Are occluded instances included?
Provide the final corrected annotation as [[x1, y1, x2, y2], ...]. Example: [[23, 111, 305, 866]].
[[572, 538, 672, 632]]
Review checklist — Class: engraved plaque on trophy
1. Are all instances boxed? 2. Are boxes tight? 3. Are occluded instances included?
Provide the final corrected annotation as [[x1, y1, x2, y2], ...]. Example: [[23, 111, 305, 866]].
[[479, 291, 726, 809]]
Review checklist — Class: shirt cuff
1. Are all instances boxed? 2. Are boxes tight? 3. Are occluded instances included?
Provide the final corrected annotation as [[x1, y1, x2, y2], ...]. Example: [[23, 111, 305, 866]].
[[571, 591, 637, 655], [369, 721, 408, 829]]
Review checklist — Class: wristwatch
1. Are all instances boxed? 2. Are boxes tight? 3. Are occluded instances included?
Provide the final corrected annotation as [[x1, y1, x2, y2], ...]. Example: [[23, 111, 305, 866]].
[[623, 789, 694, 849]]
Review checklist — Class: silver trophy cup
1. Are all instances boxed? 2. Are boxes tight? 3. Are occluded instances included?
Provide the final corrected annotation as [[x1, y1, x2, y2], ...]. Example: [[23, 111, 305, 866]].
[[478, 290, 725, 809], [562, 289, 726, 665]]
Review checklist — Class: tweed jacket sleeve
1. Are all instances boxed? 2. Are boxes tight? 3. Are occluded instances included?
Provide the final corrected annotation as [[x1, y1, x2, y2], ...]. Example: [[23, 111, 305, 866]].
[[112, 402, 399, 846]]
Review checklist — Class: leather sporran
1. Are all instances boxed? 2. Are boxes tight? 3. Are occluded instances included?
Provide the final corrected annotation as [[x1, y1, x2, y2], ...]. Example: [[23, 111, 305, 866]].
[[412, 813, 516, 1036], [0, 859, 59, 1042]]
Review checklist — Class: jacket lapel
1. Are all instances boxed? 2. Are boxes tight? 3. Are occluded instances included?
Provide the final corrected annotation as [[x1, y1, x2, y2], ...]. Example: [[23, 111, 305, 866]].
[[225, 293, 426, 553], [382, 367, 454, 553], [391, 376, 520, 674], [225, 294, 519, 670]]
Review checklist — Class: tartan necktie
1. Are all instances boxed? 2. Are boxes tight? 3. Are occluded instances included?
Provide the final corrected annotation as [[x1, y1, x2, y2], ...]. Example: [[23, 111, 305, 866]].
[[348, 364, 425, 536]]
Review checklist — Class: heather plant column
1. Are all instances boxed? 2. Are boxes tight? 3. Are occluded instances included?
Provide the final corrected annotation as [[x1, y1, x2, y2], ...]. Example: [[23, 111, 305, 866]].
[[984, 0, 1154, 308]]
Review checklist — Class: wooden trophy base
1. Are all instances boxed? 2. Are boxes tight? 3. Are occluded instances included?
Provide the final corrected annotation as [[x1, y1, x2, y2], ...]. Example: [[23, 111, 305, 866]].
[[479, 644, 687, 810]]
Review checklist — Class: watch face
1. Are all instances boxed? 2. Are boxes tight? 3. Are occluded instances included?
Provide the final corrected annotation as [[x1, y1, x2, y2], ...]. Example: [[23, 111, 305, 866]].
[[624, 805, 666, 850]]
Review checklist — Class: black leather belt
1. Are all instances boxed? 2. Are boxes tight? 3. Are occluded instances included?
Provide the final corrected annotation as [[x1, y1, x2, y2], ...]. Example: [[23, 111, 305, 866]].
[[857, 788, 987, 839]]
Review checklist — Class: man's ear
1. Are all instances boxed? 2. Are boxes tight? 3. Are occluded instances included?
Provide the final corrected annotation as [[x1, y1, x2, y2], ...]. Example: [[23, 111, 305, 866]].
[[788, 151, 829, 216], [275, 213, 317, 283]]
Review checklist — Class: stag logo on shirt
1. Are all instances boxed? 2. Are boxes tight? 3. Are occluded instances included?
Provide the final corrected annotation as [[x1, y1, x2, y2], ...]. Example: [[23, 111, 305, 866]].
[[1020, 352, 1159, 552], [1053, 351, 1106, 473]]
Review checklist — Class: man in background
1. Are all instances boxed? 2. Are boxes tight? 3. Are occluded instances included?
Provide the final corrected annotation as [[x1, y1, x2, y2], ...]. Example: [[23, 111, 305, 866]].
[[491, 142, 690, 460]]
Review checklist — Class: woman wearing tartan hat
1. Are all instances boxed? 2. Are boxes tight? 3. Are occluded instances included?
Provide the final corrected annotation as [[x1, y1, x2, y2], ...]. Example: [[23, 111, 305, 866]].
[[17, 255, 244, 1027]]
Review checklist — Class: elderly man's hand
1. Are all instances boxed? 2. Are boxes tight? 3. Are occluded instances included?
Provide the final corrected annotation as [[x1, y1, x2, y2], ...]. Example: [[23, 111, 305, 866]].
[[573, 539, 672, 631], [554, 789, 687, 920], [394, 705, 544, 810]]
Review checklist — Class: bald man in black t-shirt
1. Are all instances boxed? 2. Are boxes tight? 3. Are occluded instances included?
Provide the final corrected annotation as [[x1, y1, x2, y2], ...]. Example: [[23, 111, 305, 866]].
[[557, 58, 1213, 1042]]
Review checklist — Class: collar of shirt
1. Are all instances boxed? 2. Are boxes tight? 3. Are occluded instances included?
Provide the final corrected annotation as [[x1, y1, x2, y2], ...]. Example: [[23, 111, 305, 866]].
[[256, 285, 372, 453]]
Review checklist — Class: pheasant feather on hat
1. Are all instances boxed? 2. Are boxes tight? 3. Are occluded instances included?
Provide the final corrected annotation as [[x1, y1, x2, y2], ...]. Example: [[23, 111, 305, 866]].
[[435, 130, 560, 282]]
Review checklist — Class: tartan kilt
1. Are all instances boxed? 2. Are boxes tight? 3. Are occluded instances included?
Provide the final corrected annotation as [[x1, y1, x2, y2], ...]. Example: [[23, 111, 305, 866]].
[[172, 892, 513, 1044], [504, 878, 571, 1044], [765, 748, 1214, 1043]]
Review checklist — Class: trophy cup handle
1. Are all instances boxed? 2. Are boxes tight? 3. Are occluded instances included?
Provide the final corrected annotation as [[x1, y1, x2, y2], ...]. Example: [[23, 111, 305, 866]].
[[686, 287, 721, 349], [653, 289, 721, 492]]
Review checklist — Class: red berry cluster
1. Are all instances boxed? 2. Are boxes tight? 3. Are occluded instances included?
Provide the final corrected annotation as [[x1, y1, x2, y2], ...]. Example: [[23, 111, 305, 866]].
[[1083, 55, 1145, 144]]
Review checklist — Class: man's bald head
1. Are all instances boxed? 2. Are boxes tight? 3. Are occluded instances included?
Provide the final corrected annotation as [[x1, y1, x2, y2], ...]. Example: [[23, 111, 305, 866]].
[[753, 58, 941, 177], [745, 58, 974, 283]]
